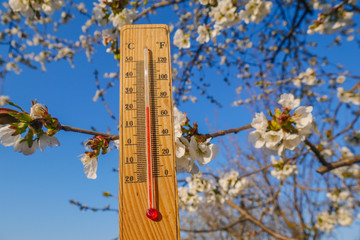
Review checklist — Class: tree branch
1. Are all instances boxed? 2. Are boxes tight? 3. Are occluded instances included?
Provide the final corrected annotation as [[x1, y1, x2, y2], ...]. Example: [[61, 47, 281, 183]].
[[226, 200, 296, 240], [201, 124, 252, 139], [180, 216, 246, 233], [304, 139, 332, 168], [316, 154, 360, 174], [134, 0, 185, 21], [60, 125, 119, 140]]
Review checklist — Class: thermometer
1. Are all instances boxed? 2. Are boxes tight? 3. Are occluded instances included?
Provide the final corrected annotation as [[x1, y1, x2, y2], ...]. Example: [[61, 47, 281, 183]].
[[119, 24, 180, 240]]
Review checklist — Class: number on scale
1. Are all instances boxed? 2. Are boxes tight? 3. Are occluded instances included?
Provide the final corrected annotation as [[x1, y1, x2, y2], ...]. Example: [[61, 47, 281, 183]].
[[125, 104, 133, 110], [125, 72, 133, 78], [125, 176, 134, 182], [158, 57, 167, 63], [125, 88, 133, 94], [125, 56, 133, 62], [158, 74, 167, 80], [125, 157, 134, 164], [159, 91, 167, 97], [125, 121, 134, 127]]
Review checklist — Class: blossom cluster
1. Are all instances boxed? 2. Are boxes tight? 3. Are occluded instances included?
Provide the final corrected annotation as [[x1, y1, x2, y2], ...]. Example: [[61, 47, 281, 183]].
[[308, 4, 353, 35], [174, 0, 272, 48], [248, 93, 313, 156], [238, 0, 273, 24], [174, 107, 220, 174], [0, 101, 60, 155], [80, 136, 109, 179], [270, 156, 298, 181], [178, 171, 249, 212], [9, 0, 65, 17], [316, 189, 355, 231], [337, 87, 360, 105], [292, 68, 318, 87], [90, 0, 137, 55]]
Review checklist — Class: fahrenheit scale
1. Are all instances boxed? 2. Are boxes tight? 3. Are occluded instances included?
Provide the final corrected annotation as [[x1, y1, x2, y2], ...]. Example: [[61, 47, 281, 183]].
[[119, 24, 180, 240]]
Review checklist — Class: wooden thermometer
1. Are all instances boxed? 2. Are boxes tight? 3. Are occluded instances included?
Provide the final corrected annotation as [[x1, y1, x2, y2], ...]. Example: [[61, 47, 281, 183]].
[[119, 24, 180, 240]]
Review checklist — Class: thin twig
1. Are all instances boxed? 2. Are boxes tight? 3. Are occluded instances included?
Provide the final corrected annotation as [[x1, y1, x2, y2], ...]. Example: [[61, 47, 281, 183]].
[[202, 124, 252, 139], [180, 217, 246, 233], [226, 200, 296, 240], [134, 0, 185, 21], [60, 125, 119, 140]]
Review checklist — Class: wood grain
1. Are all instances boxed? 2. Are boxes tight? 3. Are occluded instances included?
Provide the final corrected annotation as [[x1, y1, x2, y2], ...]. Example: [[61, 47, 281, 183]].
[[119, 24, 180, 240]]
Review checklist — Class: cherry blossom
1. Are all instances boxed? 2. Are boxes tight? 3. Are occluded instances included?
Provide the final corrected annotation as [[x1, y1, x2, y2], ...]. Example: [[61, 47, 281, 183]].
[[14, 138, 39, 155], [173, 29, 190, 49], [278, 93, 300, 110], [270, 156, 298, 181], [0, 95, 10, 106], [80, 153, 98, 179], [196, 25, 210, 44], [39, 135, 60, 152], [30, 103, 48, 119], [0, 125, 20, 147], [239, 0, 273, 24]]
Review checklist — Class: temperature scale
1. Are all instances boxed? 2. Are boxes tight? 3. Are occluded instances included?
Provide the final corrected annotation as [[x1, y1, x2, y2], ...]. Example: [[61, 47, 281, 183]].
[[119, 24, 180, 240]]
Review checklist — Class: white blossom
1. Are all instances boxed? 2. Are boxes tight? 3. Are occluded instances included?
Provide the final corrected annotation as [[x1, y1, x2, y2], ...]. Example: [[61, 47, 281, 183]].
[[336, 75, 346, 84], [248, 130, 265, 148], [219, 170, 249, 200], [315, 211, 337, 232], [308, 11, 353, 35], [9, 0, 29, 12], [239, 0, 273, 24], [110, 8, 137, 30], [173, 29, 190, 49], [326, 190, 350, 203], [39, 135, 60, 152], [292, 106, 313, 129], [0, 125, 20, 147], [14, 138, 39, 155], [0, 95, 10, 106], [251, 112, 268, 131], [92, 3, 108, 26], [80, 154, 98, 179], [196, 25, 210, 44], [337, 207, 353, 226], [174, 106, 187, 138], [189, 136, 220, 166], [270, 156, 298, 181], [278, 93, 300, 110], [282, 132, 301, 151], [337, 87, 360, 105], [113, 140, 119, 149], [264, 130, 283, 149], [178, 186, 202, 212]]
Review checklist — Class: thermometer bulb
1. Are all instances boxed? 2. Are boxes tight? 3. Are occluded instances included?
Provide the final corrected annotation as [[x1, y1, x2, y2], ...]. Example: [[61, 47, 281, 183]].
[[146, 208, 158, 220]]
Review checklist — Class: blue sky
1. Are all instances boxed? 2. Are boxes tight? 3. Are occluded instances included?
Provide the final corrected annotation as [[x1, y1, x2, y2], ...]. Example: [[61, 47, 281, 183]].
[[0, 1, 360, 240]]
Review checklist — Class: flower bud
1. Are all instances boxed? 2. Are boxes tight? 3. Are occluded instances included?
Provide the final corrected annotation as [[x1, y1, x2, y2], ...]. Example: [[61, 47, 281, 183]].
[[30, 103, 48, 119]]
